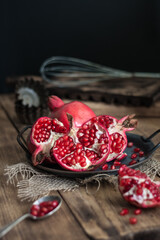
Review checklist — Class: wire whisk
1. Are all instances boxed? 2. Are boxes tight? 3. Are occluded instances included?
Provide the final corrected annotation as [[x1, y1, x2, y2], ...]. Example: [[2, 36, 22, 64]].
[[40, 56, 132, 88]]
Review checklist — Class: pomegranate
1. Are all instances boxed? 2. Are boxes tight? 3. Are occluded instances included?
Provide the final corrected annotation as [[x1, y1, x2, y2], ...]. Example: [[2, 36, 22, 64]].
[[96, 114, 137, 162], [48, 95, 96, 130], [28, 117, 68, 166], [51, 117, 110, 171], [118, 165, 160, 208]]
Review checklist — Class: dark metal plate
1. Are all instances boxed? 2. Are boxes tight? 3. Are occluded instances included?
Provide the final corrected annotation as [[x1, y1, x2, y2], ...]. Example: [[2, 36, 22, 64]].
[[17, 127, 160, 178]]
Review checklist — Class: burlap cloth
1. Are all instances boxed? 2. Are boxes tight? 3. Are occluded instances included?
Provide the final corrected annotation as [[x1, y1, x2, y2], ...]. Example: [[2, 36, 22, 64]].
[[4, 156, 160, 202]]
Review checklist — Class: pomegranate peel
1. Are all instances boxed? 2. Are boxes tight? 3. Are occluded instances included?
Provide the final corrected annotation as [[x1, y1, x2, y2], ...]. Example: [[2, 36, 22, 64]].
[[118, 165, 160, 208]]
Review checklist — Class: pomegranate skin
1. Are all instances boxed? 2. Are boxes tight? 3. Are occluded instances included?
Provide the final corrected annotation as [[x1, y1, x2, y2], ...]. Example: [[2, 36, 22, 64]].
[[48, 96, 96, 130]]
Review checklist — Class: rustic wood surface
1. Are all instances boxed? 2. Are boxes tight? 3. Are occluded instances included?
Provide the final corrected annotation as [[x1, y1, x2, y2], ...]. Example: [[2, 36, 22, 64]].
[[0, 94, 160, 240]]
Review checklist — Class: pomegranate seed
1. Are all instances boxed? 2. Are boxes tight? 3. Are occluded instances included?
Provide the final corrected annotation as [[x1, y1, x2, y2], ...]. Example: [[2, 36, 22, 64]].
[[129, 160, 137, 165], [31, 210, 39, 216], [111, 165, 115, 170], [52, 200, 59, 208], [139, 151, 144, 157], [131, 153, 137, 159], [128, 142, 133, 147], [134, 209, 142, 215], [134, 148, 140, 153], [120, 208, 129, 216], [114, 161, 122, 166], [41, 207, 48, 213], [102, 164, 108, 170], [129, 217, 137, 224]]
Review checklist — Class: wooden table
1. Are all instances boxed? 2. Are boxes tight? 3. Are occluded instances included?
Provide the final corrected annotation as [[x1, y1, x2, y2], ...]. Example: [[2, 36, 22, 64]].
[[0, 94, 160, 240]]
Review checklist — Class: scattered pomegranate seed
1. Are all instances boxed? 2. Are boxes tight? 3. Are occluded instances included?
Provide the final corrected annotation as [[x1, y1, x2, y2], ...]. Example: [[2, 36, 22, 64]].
[[134, 209, 142, 215], [127, 142, 133, 147], [134, 148, 140, 153], [129, 217, 137, 224], [129, 160, 137, 165], [114, 161, 122, 167], [120, 208, 129, 216], [102, 164, 108, 170], [139, 151, 144, 157], [131, 153, 137, 159]]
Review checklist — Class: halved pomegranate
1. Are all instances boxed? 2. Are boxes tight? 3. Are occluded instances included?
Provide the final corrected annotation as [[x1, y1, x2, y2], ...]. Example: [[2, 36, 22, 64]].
[[48, 95, 96, 130], [118, 165, 160, 208], [96, 115, 137, 162], [27, 117, 68, 166], [50, 117, 110, 171]]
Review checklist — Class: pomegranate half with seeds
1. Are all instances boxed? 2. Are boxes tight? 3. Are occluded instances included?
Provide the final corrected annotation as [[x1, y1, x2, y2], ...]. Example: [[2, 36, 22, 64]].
[[118, 165, 160, 208], [96, 114, 137, 162], [27, 117, 68, 166], [51, 117, 110, 171]]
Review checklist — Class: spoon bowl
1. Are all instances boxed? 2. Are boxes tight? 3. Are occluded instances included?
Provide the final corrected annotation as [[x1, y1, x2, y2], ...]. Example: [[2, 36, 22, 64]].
[[30, 195, 62, 220]]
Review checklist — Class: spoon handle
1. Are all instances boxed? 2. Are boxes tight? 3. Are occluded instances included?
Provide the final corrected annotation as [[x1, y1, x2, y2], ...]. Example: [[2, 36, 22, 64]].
[[0, 213, 30, 238]]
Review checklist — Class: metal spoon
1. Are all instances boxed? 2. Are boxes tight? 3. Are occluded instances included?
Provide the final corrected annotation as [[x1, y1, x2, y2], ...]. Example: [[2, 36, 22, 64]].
[[0, 195, 62, 238]]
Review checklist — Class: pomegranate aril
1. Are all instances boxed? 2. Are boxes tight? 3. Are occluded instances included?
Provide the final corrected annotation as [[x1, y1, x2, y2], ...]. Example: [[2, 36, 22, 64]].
[[41, 207, 48, 213], [131, 153, 137, 159], [134, 148, 140, 153], [114, 161, 122, 166], [120, 208, 129, 216], [31, 210, 39, 216], [111, 165, 115, 170], [139, 151, 144, 157], [128, 142, 133, 147], [129, 160, 137, 165], [134, 209, 142, 215], [129, 217, 137, 224], [52, 200, 59, 208], [102, 164, 108, 170]]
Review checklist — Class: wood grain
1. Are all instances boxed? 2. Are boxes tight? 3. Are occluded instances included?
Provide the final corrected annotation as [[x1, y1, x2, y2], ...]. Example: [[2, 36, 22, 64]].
[[0, 93, 160, 240]]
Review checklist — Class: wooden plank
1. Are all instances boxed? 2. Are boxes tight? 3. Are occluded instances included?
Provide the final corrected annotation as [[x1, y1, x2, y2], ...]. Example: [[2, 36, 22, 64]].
[[0, 104, 89, 240]]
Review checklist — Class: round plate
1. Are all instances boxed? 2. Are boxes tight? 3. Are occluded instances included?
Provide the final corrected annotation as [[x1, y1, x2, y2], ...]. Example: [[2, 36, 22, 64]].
[[33, 133, 155, 178]]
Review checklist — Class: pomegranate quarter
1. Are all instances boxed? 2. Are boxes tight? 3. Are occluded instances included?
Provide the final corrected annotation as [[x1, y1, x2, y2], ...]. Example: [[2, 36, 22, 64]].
[[118, 165, 160, 208]]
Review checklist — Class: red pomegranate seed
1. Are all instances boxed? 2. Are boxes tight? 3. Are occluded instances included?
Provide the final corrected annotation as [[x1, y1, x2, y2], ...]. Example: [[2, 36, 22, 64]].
[[120, 208, 129, 216], [134, 148, 140, 153], [128, 142, 133, 147], [134, 209, 142, 215], [114, 161, 122, 166], [131, 153, 137, 159], [31, 210, 39, 216], [129, 217, 137, 224], [52, 200, 59, 208], [129, 160, 137, 165], [102, 164, 108, 170], [139, 151, 144, 157], [111, 165, 115, 170]]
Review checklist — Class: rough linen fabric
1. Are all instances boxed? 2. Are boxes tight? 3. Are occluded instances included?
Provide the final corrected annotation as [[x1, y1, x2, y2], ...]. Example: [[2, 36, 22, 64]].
[[4, 157, 160, 201]]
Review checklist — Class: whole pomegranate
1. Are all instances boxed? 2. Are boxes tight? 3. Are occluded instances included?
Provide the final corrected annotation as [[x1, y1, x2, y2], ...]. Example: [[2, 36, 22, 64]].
[[48, 95, 96, 130], [118, 165, 160, 208], [96, 114, 137, 162], [28, 116, 110, 171]]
